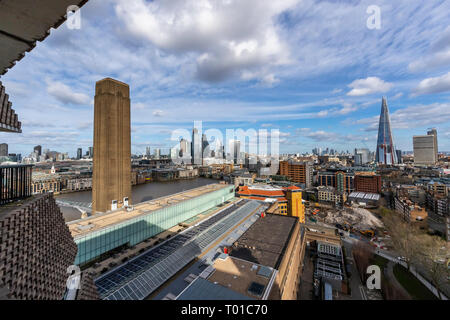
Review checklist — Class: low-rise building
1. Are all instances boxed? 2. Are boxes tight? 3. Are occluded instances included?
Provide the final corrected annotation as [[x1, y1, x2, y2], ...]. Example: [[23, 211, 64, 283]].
[[31, 172, 63, 194], [394, 196, 428, 222], [237, 184, 305, 222], [348, 192, 380, 206], [317, 186, 346, 206], [426, 192, 449, 217]]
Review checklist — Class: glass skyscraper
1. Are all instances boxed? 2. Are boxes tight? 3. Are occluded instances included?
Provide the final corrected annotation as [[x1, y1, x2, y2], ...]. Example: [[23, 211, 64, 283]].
[[375, 97, 398, 165]]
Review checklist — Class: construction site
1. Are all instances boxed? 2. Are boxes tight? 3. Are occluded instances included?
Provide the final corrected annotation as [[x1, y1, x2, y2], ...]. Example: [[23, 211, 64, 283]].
[[306, 204, 384, 240]]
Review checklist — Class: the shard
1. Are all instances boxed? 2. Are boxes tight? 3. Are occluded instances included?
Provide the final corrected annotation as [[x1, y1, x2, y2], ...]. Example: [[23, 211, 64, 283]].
[[375, 97, 398, 165]]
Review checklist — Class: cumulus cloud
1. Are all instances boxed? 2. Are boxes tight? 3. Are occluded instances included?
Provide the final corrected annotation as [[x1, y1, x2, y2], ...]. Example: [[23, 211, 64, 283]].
[[47, 81, 90, 105], [412, 72, 450, 95], [347, 77, 393, 96], [115, 0, 296, 83]]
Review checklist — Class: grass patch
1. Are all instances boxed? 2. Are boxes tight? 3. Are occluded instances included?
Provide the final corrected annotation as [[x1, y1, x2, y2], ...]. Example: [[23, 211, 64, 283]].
[[393, 264, 437, 300], [372, 255, 389, 270]]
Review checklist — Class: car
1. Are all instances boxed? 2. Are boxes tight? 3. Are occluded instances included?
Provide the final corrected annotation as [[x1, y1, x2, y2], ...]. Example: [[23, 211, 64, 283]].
[[397, 256, 407, 262]]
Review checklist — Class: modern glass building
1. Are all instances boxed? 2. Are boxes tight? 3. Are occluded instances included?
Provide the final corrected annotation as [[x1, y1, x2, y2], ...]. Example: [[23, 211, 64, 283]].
[[375, 97, 398, 165], [71, 185, 235, 266]]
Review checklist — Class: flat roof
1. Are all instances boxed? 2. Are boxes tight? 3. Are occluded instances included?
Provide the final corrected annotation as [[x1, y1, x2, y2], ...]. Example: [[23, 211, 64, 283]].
[[177, 277, 253, 300], [207, 256, 273, 299], [230, 213, 297, 269], [68, 183, 230, 238], [348, 192, 380, 201]]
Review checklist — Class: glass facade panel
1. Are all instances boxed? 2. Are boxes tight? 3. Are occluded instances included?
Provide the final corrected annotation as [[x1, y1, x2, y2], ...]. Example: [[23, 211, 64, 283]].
[[74, 186, 234, 265]]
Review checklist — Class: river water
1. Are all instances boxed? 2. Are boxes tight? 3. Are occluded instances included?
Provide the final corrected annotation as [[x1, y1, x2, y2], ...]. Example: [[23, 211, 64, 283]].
[[56, 177, 218, 222]]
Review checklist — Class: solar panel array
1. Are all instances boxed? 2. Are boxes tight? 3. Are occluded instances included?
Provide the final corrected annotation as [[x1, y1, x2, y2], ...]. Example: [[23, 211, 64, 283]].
[[95, 199, 263, 300]]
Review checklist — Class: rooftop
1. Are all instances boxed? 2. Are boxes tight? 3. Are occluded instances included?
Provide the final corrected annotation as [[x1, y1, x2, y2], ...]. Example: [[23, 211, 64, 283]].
[[177, 277, 253, 300], [68, 183, 230, 238], [205, 256, 274, 299], [348, 192, 380, 201], [230, 213, 297, 269]]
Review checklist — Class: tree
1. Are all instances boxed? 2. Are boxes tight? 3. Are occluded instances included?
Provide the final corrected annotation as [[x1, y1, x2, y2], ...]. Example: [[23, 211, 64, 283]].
[[383, 213, 420, 271], [417, 236, 449, 300], [353, 242, 374, 283]]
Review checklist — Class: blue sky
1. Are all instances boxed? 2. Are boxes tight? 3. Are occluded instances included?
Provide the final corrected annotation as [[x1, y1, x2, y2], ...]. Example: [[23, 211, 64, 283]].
[[1, 0, 450, 157]]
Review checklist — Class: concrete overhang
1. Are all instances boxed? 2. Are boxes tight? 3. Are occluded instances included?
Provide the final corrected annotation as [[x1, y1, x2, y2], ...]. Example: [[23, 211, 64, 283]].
[[0, 0, 89, 76]]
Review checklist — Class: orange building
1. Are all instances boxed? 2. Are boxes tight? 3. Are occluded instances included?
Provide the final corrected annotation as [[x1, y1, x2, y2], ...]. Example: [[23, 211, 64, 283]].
[[279, 161, 312, 187], [237, 184, 305, 222]]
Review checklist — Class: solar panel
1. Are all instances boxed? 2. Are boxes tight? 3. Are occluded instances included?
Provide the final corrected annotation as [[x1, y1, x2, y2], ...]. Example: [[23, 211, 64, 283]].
[[97, 200, 261, 300]]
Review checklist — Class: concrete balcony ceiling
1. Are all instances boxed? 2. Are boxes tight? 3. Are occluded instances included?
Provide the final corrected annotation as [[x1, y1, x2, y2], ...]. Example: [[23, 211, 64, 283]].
[[0, 0, 89, 76]]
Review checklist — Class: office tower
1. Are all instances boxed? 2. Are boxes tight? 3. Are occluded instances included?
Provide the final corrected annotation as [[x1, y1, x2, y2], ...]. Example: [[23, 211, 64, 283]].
[[279, 160, 313, 187], [92, 78, 131, 214], [396, 150, 402, 164], [170, 147, 179, 159], [145, 146, 151, 158], [201, 134, 210, 160], [354, 172, 382, 194], [180, 138, 189, 157], [354, 148, 370, 166], [413, 131, 438, 166], [77, 148, 82, 160], [0, 143, 7, 156], [214, 139, 223, 159], [427, 128, 438, 161], [154, 148, 161, 159], [88, 146, 94, 158], [34, 145, 42, 157], [375, 97, 397, 165], [191, 128, 201, 164], [229, 139, 241, 165]]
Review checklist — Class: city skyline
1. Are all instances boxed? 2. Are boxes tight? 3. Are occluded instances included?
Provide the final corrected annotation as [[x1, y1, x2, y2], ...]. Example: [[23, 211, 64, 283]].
[[1, 1, 450, 156], [0, 1, 449, 303]]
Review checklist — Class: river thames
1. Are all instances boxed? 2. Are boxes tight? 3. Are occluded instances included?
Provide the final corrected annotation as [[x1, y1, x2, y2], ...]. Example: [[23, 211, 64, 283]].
[[56, 177, 219, 222]]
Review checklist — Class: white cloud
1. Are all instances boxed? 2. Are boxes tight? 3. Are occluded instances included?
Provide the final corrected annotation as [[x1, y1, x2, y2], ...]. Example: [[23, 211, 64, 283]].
[[152, 109, 164, 117], [305, 130, 336, 142], [412, 72, 450, 95], [334, 102, 358, 115], [115, 0, 297, 83], [47, 81, 90, 105], [347, 77, 393, 96]]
